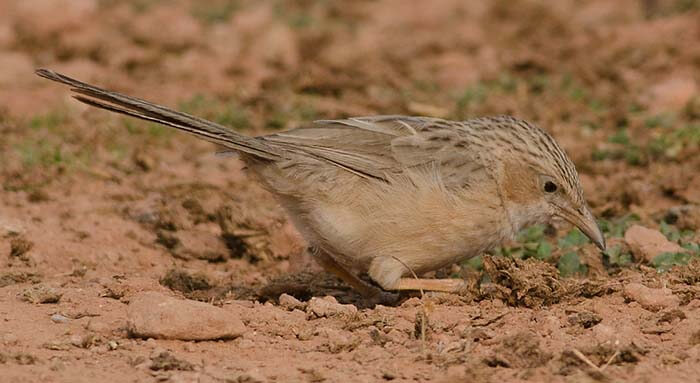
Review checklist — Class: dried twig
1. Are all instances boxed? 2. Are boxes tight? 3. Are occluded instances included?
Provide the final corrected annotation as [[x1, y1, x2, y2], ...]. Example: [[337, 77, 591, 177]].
[[571, 348, 602, 372], [392, 256, 427, 348]]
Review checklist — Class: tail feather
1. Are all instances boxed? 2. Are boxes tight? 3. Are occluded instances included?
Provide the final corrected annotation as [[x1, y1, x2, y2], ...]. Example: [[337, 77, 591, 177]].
[[35, 69, 281, 161]]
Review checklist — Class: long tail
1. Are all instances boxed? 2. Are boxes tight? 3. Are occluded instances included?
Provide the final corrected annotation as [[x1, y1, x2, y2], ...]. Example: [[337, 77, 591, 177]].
[[35, 69, 282, 161]]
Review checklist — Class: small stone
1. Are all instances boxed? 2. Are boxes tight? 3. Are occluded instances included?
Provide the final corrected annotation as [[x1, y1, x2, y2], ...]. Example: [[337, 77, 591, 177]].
[[624, 225, 686, 263], [381, 369, 397, 380], [237, 370, 266, 383], [69, 335, 83, 347], [107, 340, 118, 350], [623, 283, 679, 312], [278, 293, 305, 311], [126, 291, 246, 340], [306, 296, 357, 318], [50, 314, 70, 323], [43, 340, 71, 351], [296, 327, 315, 341], [2, 333, 18, 345]]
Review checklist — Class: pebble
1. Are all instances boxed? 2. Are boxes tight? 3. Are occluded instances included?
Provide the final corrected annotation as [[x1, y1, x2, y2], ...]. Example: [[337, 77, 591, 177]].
[[69, 334, 84, 347], [236, 370, 266, 383], [306, 296, 358, 318], [50, 313, 70, 323], [623, 283, 679, 312], [624, 225, 686, 263], [126, 291, 246, 340]]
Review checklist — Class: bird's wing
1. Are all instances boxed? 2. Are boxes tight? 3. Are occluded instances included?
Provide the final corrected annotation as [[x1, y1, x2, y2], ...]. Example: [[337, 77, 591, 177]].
[[262, 115, 486, 187]]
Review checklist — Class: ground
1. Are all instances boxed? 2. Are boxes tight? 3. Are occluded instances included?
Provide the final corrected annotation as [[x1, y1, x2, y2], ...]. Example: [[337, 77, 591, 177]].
[[1, 1, 700, 382]]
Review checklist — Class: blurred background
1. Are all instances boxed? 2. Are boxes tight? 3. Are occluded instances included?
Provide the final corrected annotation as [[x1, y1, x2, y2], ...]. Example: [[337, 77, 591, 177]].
[[1, 0, 699, 279]]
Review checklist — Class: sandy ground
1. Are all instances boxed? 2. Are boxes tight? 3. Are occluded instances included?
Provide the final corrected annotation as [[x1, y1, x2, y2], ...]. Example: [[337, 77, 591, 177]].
[[1, 1, 700, 382]]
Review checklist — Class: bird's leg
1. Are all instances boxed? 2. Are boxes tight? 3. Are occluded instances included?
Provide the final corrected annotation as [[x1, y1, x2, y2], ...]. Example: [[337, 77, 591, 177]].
[[368, 256, 468, 293], [392, 278, 467, 293], [311, 247, 383, 298]]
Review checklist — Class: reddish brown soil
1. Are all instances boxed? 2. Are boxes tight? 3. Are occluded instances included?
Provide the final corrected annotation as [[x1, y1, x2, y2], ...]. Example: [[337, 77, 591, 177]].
[[1, 1, 699, 382]]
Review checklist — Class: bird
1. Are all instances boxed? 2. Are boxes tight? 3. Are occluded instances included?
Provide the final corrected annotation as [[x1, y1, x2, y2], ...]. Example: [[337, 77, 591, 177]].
[[36, 68, 605, 298]]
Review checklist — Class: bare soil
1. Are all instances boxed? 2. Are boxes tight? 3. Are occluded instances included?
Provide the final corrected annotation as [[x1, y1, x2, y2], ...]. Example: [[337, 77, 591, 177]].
[[1, 1, 699, 382]]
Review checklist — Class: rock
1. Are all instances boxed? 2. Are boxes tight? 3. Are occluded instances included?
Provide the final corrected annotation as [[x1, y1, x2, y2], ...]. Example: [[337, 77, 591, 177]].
[[278, 293, 305, 311], [126, 292, 246, 340], [306, 296, 357, 318], [623, 283, 679, 312], [624, 225, 685, 262]]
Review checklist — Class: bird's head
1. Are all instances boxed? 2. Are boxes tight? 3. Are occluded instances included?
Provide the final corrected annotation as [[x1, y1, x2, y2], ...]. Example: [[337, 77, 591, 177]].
[[478, 117, 605, 250]]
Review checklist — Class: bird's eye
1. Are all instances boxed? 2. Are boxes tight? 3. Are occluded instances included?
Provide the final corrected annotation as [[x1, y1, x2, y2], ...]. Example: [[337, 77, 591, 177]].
[[544, 181, 558, 193]]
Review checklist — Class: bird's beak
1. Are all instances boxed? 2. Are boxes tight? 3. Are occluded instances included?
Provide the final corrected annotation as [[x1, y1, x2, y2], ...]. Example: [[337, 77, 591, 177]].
[[558, 205, 606, 251]]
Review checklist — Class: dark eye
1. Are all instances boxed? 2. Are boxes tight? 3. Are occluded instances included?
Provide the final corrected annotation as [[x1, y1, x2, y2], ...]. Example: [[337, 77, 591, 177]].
[[544, 181, 558, 193]]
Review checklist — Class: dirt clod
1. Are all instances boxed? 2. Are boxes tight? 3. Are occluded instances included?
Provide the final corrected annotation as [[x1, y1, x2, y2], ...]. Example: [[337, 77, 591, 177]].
[[155, 230, 180, 250], [9, 235, 33, 258], [149, 352, 194, 371], [484, 332, 552, 369], [481, 256, 565, 307], [0, 271, 41, 287], [689, 331, 700, 346], [567, 311, 603, 328], [306, 296, 358, 319], [657, 309, 686, 324], [159, 269, 212, 294], [20, 285, 62, 304], [0, 352, 39, 365], [26, 189, 50, 203], [623, 283, 679, 312]]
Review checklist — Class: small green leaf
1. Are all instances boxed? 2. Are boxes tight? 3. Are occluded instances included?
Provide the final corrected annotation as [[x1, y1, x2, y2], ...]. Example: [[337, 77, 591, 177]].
[[608, 129, 630, 145], [644, 113, 675, 129], [517, 225, 546, 243], [603, 245, 632, 266], [558, 228, 590, 248], [659, 221, 681, 242], [652, 252, 692, 271], [462, 255, 483, 271], [598, 214, 640, 238], [682, 242, 700, 254], [558, 251, 587, 277], [536, 241, 552, 260]]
